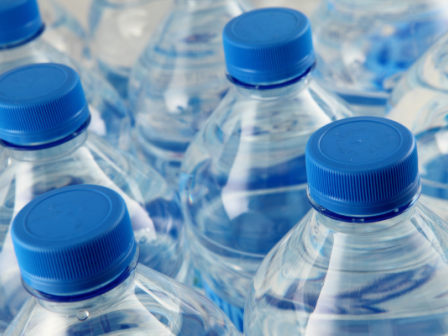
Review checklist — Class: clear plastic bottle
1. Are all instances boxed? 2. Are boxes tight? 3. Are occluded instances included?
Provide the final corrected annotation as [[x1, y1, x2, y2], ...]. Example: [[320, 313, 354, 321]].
[[311, 0, 448, 117], [39, 0, 91, 66], [253, 0, 318, 15], [0, 63, 186, 334], [245, 116, 448, 336], [0, 0, 132, 151], [4, 184, 238, 336], [128, 0, 253, 187], [180, 8, 352, 332], [387, 32, 448, 223], [89, 0, 173, 98]]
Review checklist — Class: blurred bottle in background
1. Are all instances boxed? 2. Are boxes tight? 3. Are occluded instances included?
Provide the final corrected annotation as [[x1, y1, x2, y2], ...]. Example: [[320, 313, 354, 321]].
[[180, 8, 352, 332], [253, 0, 319, 15], [89, 0, 173, 99], [39, 0, 91, 66], [128, 0, 253, 188], [0, 0, 132, 151], [388, 31, 448, 224], [0, 63, 186, 333], [311, 0, 448, 117]]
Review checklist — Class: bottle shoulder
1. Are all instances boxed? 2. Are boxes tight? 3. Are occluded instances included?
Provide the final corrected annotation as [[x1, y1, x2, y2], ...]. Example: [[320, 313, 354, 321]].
[[131, 1, 247, 71], [4, 265, 238, 336], [247, 203, 448, 330], [388, 32, 448, 129], [182, 81, 351, 173], [0, 134, 181, 227]]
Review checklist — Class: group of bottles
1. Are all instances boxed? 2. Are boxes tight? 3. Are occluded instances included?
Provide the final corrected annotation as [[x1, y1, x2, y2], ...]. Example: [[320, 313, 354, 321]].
[[1, 0, 448, 335]]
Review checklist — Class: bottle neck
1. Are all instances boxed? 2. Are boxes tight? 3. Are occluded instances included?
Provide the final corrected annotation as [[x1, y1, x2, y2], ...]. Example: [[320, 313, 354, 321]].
[[6, 128, 88, 162], [316, 204, 416, 235], [0, 25, 45, 51], [36, 271, 136, 316], [309, 187, 422, 225], [233, 73, 313, 101], [29, 249, 139, 315], [0, 37, 43, 65]]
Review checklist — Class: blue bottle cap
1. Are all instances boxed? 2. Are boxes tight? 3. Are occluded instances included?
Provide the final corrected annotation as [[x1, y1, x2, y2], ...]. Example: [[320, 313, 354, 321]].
[[223, 8, 315, 85], [0, 63, 90, 146], [0, 0, 43, 47], [306, 117, 420, 217], [12, 185, 136, 296]]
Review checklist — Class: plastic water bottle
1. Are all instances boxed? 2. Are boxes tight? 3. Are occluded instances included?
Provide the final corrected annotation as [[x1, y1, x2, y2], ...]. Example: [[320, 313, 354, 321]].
[[253, 0, 319, 15], [0, 0, 132, 151], [387, 32, 448, 223], [128, 0, 253, 187], [311, 0, 448, 117], [180, 8, 352, 332], [89, 0, 172, 98], [4, 184, 238, 336], [245, 116, 448, 335], [39, 0, 91, 66], [0, 63, 186, 333]]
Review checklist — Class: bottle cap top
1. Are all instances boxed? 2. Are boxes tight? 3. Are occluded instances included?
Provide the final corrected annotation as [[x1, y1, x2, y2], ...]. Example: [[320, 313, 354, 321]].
[[0, 0, 43, 47], [0, 63, 90, 145], [12, 185, 136, 296], [306, 117, 420, 217], [223, 8, 315, 85]]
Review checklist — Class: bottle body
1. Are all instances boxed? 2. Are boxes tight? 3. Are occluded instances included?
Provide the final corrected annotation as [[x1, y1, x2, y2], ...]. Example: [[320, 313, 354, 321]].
[[180, 76, 351, 330], [39, 0, 91, 66], [128, 0, 252, 187], [312, 0, 448, 116], [0, 131, 186, 333], [5, 263, 239, 336], [245, 202, 448, 335], [89, 0, 172, 98], [253, 0, 318, 15], [387, 32, 448, 222], [0, 37, 132, 151]]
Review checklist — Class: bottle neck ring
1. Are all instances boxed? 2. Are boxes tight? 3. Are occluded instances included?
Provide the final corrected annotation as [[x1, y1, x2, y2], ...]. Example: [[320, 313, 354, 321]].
[[0, 24, 45, 51], [0, 114, 91, 152], [226, 62, 316, 91], [24, 247, 139, 303], [308, 186, 422, 223]]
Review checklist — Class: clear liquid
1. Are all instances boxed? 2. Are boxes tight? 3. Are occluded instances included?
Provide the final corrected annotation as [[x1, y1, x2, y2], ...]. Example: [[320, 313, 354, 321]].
[[412, 127, 448, 222], [128, 0, 252, 187], [387, 29, 448, 131], [184, 157, 310, 305], [180, 78, 352, 323], [312, 0, 448, 115], [89, 0, 172, 98], [0, 133, 185, 333], [4, 265, 239, 336], [245, 205, 448, 335], [39, 0, 91, 66], [386, 31, 448, 222]]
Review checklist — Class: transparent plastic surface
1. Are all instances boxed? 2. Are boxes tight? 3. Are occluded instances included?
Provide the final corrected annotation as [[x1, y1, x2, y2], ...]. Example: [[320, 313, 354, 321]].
[[128, 0, 253, 187], [252, 0, 319, 15], [0, 37, 132, 151], [311, 0, 448, 116], [5, 263, 238, 336], [388, 33, 448, 223], [0, 130, 185, 333], [245, 202, 448, 335], [39, 0, 91, 66], [180, 74, 352, 330], [89, 0, 173, 98]]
